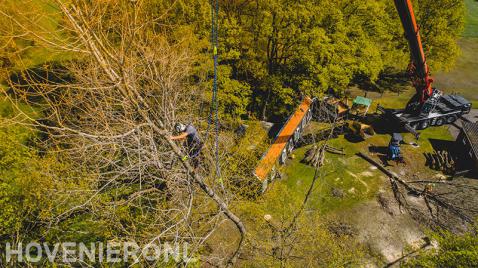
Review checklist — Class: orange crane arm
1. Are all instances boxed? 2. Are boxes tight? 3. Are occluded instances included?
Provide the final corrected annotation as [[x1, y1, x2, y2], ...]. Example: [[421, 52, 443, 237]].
[[394, 0, 433, 104]]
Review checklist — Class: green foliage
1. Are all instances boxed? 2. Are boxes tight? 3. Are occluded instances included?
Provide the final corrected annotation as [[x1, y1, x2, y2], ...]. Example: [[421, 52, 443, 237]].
[[0, 1, 472, 266], [140, 0, 465, 121], [257, 75, 296, 119], [217, 0, 406, 119], [0, 99, 98, 245], [1, 0, 466, 122], [0, 102, 49, 237], [238, 183, 365, 267], [415, 0, 466, 71], [403, 229, 478, 267], [217, 65, 251, 119]]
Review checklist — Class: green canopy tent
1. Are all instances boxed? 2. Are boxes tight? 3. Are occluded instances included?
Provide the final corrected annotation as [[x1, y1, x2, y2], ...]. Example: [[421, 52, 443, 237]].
[[352, 96, 373, 116]]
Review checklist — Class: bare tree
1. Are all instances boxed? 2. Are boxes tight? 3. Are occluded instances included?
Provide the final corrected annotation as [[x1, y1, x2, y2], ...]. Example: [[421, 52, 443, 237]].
[[2, 0, 244, 266]]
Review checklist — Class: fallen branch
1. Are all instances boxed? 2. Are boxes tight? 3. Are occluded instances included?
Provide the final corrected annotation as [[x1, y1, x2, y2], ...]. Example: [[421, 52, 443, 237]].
[[406, 180, 478, 191], [357, 152, 474, 225], [324, 144, 345, 155]]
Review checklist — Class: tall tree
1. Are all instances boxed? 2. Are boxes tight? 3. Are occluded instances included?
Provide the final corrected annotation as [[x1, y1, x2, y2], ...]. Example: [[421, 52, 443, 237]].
[[415, 0, 465, 72]]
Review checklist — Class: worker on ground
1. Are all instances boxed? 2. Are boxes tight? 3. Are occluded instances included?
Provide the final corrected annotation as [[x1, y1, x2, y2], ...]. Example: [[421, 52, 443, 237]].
[[170, 123, 203, 168], [388, 133, 405, 163]]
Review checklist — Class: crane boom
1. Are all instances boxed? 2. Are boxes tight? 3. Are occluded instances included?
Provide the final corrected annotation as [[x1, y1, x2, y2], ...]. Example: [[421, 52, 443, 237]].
[[393, 0, 433, 104], [378, 0, 470, 136]]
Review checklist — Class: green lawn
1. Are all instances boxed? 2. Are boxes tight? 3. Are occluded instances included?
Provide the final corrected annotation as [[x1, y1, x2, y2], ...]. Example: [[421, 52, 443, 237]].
[[260, 121, 453, 216], [4, 0, 73, 69], [433, 39, 478, 107], [433, 0, 478, 107], [263, 88, 454, 216], [279, 143, 384, 214], [464, 0, 478, 38]]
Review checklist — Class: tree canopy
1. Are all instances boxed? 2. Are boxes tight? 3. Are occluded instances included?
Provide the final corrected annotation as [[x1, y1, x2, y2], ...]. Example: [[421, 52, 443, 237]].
[[169, 0, 464, 120]]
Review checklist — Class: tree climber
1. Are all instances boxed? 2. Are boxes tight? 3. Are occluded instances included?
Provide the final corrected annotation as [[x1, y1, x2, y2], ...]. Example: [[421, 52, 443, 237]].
[[170, 123, 204, 168]]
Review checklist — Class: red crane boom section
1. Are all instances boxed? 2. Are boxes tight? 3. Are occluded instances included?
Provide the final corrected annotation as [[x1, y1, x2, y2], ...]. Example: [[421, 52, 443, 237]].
[[394, 0, 433, 103]]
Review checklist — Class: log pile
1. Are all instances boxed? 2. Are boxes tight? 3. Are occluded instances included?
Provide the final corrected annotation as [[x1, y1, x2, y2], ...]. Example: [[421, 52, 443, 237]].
[[302, 144, 344, 167], [325, 145, 345, 155], [424, 150, 455, 175], [302, 145, 326, 168]]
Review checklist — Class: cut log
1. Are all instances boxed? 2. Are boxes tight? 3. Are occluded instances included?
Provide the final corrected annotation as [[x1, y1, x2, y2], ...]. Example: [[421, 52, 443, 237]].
[[303, 144, 327, 168], [436, 151, 444, 168], [325, 145, 345, 155], [424, 153, 432, 167]]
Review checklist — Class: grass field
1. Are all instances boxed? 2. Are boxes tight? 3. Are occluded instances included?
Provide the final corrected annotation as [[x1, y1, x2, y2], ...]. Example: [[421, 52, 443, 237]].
[[463, 0, 478, 38], [433, 39, 478, 107], [262, 122, 453, 216], [3, 0, 72, 69], [434, 0, 478, 107]]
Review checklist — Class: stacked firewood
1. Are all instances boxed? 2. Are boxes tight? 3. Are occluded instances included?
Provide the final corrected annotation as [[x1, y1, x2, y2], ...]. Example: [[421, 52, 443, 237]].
[[303, 144, 345, 167], [303, 145, 326, 168], [324, 145, 345, 155], [424, 150, 455, 175]]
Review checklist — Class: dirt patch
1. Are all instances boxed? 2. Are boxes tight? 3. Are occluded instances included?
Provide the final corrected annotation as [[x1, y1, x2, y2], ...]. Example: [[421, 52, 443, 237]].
[[335, 193, 425, 264], [347, 170, 370, 193], [360, 171, 374, 177]]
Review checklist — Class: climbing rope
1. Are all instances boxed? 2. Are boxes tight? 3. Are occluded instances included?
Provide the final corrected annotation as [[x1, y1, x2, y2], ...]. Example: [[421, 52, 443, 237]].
[[206, 0, 221, 180]]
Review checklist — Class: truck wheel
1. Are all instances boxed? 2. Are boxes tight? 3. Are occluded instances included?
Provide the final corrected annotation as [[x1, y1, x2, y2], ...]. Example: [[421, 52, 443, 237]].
[[435, 117, 444, 126], [418, 120, 429, 130], [446, 115, 457, 124]]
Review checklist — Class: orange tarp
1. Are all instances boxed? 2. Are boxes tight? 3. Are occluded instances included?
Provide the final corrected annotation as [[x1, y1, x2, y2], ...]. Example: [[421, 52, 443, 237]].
[[254, 97, 313, 181]]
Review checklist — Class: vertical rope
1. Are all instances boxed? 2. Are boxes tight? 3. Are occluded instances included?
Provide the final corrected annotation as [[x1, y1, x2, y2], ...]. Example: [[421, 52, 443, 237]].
[[207, 0, 221, 180], [214, 0, 221, 180], [206, 0, 215, 134]]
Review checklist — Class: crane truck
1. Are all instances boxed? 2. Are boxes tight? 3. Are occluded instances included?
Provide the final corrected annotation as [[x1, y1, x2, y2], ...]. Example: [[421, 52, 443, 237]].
[[254, 0, 473, 186], [378, 0, 472, 138]]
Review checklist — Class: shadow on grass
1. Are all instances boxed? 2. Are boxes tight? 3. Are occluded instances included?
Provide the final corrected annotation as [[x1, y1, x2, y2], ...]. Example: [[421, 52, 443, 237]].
[[352, 68, 410, 97], [268, 122, 285, 139], [8, 61, 74, 103], [368, 145, 392, 166], [344, 133, 364, 143], [428, 138, 455, 152]]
